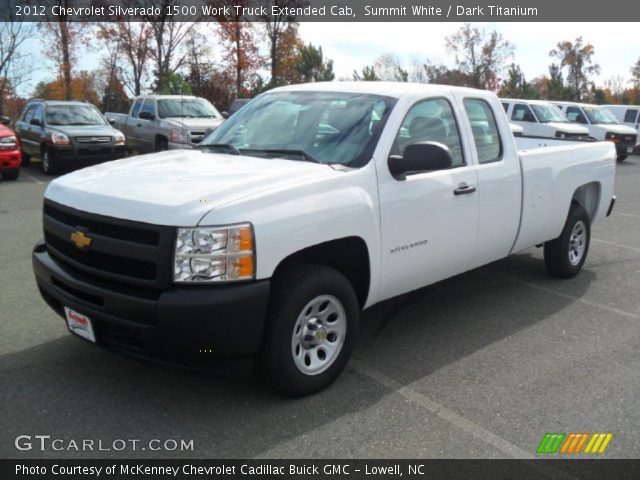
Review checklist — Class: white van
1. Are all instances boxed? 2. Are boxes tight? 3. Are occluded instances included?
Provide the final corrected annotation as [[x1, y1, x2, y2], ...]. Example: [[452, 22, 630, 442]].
[[554, 101, 638, 161], [602, 105, 640, 152], [501, 99, 590, 140]]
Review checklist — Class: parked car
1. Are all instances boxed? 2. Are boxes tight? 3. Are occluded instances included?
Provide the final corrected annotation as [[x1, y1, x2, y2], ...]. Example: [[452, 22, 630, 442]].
[[33, 82, 616, 396], [14, 100, 127, 175], [501, 98, 590, 140], [602, 104, 640, 152], [553, 101, 637, 161], [105, 95, 224, 153], [0, 121, 21, 180], [227, 98, 251, 117]]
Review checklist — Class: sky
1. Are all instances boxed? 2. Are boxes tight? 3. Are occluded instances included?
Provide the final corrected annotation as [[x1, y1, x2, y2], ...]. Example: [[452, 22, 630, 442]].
[[17, 22, 640, 96]]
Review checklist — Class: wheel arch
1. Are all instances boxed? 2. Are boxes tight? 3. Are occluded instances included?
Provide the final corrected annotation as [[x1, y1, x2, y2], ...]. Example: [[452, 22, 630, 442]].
[[272, 236, 371, 309], [571, 181, 601, 222]]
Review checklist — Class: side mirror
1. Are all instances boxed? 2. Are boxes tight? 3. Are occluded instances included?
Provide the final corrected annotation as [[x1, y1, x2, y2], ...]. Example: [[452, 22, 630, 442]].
[[0, 116, 10, 126], [388, 142, 453, 179], [30, 118, 41, 126], [138, 111, 154, 121], [221, 111, 229, 119], [107, 117, 116, 125]]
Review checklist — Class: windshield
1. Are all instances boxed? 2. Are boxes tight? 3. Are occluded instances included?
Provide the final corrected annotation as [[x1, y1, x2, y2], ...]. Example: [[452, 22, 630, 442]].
[[531, 104, 567, 123], [157, 98, 221, 119], [202, 91, 395, 167], [583, 106, 619, 125], [45, 105, 107, 126]]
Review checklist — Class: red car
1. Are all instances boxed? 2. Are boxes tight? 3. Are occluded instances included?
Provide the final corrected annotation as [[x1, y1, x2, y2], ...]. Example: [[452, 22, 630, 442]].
[[0, 122, 21, 180]]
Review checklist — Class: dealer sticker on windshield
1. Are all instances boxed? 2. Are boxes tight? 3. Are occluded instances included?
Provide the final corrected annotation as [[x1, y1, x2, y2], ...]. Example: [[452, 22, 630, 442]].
[[64, 307, 96, 343]]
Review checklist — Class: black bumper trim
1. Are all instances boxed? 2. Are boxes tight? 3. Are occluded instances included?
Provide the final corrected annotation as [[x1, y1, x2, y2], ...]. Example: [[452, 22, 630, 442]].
[[33, 243, 270, 361]]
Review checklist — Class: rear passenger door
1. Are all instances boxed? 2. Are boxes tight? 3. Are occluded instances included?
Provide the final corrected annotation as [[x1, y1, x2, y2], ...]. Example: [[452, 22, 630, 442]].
[[377, 95, 479, 301], [457, 95, 522, 267]]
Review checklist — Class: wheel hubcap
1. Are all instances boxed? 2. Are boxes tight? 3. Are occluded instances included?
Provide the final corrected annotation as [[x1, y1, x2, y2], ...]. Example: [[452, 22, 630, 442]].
[[568, 220, 587, 266], [291, 295, 346, 376]]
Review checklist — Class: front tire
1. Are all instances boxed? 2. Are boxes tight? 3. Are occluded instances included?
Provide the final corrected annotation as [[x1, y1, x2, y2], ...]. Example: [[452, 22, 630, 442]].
[[258, 265, 359, 396], [617, 154, 628, 162], [544, 204, 590, 278], [155, 137, 168, 152], [41, 148, 57, 175], [21, 149, 31, 167]]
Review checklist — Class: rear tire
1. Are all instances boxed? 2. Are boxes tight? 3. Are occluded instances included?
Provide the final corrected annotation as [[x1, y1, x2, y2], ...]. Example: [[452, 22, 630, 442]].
[[257, 264, 359, 396], [544, 204, 590, 278], [1, 169, 19, 180]]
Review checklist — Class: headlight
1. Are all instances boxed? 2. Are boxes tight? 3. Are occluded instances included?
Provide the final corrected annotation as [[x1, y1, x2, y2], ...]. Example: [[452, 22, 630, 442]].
[[173, 224, 255, 283], [605, 132, 619, 142], [555, 131, 566, 139], [0, 135, 17, 150], [169, 128, 189, 144], [114, 131, 126, 145], [51, 132, 70, 145]]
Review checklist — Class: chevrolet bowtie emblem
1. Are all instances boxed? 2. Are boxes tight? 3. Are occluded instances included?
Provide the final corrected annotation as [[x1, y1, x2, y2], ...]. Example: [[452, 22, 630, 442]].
[[70, 230, 92, 249]]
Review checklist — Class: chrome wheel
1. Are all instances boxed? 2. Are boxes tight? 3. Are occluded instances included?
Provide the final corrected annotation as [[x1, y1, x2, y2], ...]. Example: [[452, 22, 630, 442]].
[[291, 295, 347, 376], [568, 220, 587, 266]]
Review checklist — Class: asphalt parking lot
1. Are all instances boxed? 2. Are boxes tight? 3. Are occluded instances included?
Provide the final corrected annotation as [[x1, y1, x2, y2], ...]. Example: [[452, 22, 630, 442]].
[[1, 157, 639, 460]]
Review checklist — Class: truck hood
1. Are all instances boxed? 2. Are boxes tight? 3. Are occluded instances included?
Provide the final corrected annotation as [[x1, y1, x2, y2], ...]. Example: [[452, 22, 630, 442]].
[[592, 124, 637, 135], [548, 122, 589, 134], [163, 117, 224, 131], [45, 150, 341, 226]]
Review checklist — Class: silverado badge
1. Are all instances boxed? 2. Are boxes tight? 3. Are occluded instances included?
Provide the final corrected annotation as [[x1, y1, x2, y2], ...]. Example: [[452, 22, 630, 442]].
[[70, 230, 92, 250]]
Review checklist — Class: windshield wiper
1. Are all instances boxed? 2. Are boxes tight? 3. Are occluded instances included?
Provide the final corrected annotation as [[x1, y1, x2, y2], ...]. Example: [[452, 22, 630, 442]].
[[241, 148, 321, 164], [196, 143, 241, 155]]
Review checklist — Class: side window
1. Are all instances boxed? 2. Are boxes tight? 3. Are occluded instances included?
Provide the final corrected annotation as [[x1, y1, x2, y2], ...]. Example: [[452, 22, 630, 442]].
[[393, 98, 464, 167], [566, 107, 587, 124], [512, 104, 535, 122], [464, 98, 502, 164], [624, 109, 638, 123], [33, 105, 44, 124], [131, 98, 143, 118], [140, 99, 155, 117], [23, 105, 36, 123]]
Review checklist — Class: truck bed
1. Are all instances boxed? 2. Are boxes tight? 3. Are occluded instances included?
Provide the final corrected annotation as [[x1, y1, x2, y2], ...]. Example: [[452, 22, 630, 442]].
[[512, 141, 616, 252]]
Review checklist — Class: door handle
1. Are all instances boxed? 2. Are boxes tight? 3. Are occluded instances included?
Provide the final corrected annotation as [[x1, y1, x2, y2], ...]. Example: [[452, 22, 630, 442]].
[[454, 183, 476, 196], [136, 123, 142, 127]]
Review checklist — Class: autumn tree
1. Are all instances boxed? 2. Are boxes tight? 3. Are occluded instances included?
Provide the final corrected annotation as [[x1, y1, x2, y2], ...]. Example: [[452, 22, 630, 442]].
[[445, 24, 513, 90], [0, 6, 34, 115], [260, 0, 304, 85], [297, 43, 334, 82], [97, 21, 153, 96], [41, 1, 87, 100], [274, 25, 304, 85], [217, 20, 262, 96], [33, 71, 99, 105], [549, 37, 600, 101]]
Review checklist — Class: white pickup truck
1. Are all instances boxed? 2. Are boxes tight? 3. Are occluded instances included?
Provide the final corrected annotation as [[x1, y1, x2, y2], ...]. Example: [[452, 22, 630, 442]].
[[33, 82, 616, 395]]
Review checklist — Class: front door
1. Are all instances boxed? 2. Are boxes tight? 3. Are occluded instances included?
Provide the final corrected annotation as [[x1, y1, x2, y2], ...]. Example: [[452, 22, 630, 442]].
[[377, 95, 479, 301]]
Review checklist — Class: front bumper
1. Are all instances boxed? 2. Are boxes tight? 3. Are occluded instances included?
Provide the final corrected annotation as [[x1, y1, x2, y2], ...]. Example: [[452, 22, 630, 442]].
[[33, 241, 270, 363], [0, 150, 21, 170], [51, 143, 127, 163]]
